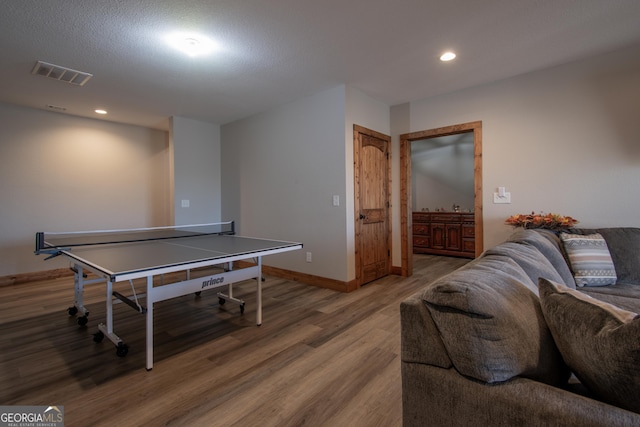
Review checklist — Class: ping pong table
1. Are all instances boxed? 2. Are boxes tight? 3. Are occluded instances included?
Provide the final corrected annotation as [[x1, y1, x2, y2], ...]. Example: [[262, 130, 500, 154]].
[[35, 221, 302, 370]]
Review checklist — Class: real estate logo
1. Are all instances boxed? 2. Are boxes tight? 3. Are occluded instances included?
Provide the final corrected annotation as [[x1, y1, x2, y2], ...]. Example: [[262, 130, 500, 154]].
[[0, 406, 64, 427]]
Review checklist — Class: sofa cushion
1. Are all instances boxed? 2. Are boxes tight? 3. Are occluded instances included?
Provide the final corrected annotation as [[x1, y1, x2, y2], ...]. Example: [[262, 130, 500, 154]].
[[596, 228, 640, 285], [580, 283, 640, 313], [484, 241, 567, 291], [569, 227, 640, 285], [506, 229, 576, 288], [422, 255, 569, 385], [539, 278, 640, 414], [560, 233, 617, 286]]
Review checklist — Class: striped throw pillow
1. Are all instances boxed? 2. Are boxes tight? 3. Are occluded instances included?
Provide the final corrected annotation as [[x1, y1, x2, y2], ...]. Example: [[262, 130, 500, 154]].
[[560, 233, 617, 287]]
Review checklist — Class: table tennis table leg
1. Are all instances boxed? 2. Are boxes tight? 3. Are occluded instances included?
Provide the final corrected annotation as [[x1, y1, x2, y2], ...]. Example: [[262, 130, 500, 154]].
[[216, 262, 249, 314], [106, 279, 113, 329], [256, 257, 262, 326], [69, 264, 104, 326], [72, 265, 88, 325], [96, 279, 128, 358], [226, 262, 234, 300], [146, 275, 154, 370]]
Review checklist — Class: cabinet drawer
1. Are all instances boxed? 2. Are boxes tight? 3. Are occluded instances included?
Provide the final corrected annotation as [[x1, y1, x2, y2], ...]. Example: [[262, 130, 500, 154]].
[[413, 236, 430, 247], [463, 239, 475, 252], [412, 212, 430, 222], [430, 214, 458, 222], [412, 224, 429, 235], [461, 214, 475, 223], [462, 224, 475, 237]]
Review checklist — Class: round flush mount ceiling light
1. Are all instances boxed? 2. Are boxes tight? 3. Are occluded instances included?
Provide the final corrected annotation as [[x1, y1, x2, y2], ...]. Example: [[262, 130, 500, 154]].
[[440, 51, 457, 62], [95, 109, 107, 115], [166, 32, 219, 57]]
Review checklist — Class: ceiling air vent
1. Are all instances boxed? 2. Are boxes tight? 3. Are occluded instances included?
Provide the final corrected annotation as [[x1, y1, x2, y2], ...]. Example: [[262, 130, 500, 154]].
[[46, 104, 67, 112], [31, 60, 93, 86]]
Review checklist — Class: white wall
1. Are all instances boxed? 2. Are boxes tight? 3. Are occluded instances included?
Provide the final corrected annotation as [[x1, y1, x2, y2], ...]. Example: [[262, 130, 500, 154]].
[[170, 116, 221, 225], [402, 44, 640, 250], [221, 85, 389, 283], [0, 103, 170, 276], [222, 86, 348, 280]]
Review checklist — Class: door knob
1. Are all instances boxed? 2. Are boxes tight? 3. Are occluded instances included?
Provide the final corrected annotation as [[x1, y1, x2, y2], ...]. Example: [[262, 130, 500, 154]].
[[359, 214, 366, 220]]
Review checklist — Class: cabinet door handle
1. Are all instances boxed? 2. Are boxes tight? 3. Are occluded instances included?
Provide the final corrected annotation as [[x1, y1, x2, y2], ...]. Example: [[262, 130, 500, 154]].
[[359, 214, 366, 220]]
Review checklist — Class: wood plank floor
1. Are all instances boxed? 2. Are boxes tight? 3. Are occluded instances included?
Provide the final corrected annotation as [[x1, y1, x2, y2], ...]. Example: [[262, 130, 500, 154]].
[[0, 255, 469, 426]]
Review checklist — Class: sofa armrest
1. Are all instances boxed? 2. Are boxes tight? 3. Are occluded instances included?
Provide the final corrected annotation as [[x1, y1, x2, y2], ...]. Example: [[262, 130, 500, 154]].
[[402, 362, 640, 427], [400, 294, 451, 368]]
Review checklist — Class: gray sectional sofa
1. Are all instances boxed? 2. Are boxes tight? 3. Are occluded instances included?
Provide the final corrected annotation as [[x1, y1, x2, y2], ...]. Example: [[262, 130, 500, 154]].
[[401, 228, 640, 426]]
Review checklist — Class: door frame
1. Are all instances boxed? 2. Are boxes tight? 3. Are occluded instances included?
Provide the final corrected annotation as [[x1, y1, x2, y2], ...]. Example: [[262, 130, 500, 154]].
[[354, 124, 392, 288], [399, 121, 483, 276]]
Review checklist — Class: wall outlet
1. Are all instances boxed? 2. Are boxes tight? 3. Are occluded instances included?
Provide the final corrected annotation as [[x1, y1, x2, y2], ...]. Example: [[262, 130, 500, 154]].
[[332, 195, 340, 206], [306, 252, 312, 262]]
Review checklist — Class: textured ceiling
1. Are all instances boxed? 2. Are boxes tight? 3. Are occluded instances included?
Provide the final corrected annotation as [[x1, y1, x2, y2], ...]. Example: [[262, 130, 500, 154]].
[[1, 0, 639, 130]]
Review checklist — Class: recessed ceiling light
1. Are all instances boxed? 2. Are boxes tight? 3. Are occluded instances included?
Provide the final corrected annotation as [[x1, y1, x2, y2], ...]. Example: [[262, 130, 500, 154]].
[[166, 32, 219, 57], [440, 52, 456, 62], [95, 109, 107, 115]]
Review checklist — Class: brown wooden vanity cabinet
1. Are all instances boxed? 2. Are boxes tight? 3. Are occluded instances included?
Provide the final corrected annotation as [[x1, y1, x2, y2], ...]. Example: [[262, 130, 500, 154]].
[[413, 212, 475, 258]]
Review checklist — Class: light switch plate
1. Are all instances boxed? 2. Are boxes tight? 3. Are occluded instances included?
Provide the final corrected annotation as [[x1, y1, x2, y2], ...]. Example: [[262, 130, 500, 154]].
[[181, 199, 190, 208], [493, 192, 511, 204]]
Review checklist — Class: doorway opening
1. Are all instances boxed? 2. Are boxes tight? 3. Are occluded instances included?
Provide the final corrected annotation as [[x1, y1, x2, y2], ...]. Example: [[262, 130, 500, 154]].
[[399, 121, 483, 276]]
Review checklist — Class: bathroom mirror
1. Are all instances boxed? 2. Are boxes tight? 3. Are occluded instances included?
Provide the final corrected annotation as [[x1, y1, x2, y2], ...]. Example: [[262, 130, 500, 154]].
[[411, 132, 474, 212]]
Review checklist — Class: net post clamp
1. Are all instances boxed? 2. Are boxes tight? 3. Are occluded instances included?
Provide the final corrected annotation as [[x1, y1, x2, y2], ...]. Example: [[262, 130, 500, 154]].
[[34, 231, 70, 259]]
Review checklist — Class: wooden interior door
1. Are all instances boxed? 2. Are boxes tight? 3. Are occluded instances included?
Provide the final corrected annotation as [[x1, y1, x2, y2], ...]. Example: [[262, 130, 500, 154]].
[[354, 125, 391, 286]]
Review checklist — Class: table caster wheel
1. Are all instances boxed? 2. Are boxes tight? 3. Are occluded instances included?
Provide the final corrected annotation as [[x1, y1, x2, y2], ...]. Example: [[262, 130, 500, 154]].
[[240, 303, 245, 314], [93, 331, 104, 343], [68, 306, 78, 316], [219, 297, 226, 305], [77, 316, 88, 327], [116, 343, 129, 357], [195, 291, 201, 296]]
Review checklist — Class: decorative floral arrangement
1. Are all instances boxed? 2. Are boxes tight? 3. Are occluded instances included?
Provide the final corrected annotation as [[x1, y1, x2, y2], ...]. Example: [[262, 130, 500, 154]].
[[505, 212, 579, 231]]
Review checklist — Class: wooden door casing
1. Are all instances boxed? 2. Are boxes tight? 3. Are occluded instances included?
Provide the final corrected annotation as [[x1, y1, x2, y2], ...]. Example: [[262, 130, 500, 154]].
[[400, 121, 483, 276]]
